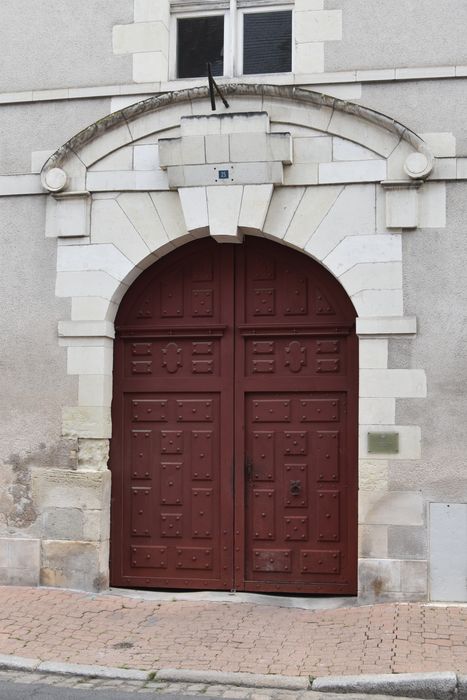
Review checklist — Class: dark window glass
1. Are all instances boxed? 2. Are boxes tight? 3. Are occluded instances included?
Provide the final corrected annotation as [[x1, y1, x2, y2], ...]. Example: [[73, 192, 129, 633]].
[[177, 16, 224, 78], [243, 10, 292, 75]]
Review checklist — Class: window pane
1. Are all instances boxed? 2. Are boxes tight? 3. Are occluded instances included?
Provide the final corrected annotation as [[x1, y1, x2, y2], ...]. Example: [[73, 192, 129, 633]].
[[243, 11, 292, 75], [177, 16, 224, 79]]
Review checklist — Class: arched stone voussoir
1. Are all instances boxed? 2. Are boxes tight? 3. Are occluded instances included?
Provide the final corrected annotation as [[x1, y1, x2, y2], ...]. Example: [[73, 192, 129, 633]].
[[40, 84, 434, 192]]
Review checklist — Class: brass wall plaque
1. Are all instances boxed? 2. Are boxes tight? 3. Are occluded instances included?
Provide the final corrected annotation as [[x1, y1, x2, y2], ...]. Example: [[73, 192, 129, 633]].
[[367, 432, 399, 454]]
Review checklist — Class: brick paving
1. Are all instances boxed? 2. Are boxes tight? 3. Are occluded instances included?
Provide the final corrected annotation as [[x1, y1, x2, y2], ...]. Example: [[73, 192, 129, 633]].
[[0, 587, 466, 677]]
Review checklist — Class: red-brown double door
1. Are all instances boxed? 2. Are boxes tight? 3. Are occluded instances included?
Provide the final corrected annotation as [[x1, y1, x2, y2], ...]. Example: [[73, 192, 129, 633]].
[[111, 237, 358, 594]]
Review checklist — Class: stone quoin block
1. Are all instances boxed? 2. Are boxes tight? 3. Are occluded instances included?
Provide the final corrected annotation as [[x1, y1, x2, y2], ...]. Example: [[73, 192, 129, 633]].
[[360, 369, 426, 398], [207, 185, 243, 242], [57, 243, 134, 281], [359, 338, 389, 369], [339, 263, 403, 300], [294, 42, 325, 74], [40, 540, 109, 592], [294, 10, 342, 43], [71, 297, 117, 322], [328, 110, 400, 158], [384, 184, 419, 229], [238, 184, 274, 233], [113, 22, 169, 56], [293, 136, 332, 164], [78, 375, 113, 408], [133, 144, 160, 170], [284, 185, 342, 248], [359, 524, 388, 558], [263, 187, 305, 238], [178, 187, 208, 233], [319, 159, 387, 184], [324, 234, 402, 278], [62, 406, 112, 439], [359, 490, 424, 526], [358, 558, 401, 599], [89, 146, 134, 172], [91, 198, 152, 265], [306, 184, 376, 261], [32, 469, 111, 512], [45, 193, 90, 239], [359, 398, 395, 425], [359, 460, 389, 491], [117, 192, 173, 253], [356, 316, 417, 335], [351, 288, 403, 316], [134, 0, 170, 24]]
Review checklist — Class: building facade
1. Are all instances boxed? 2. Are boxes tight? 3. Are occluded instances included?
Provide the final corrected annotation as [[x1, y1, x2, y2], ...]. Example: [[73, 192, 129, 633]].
[[1, 0, 466, 602]]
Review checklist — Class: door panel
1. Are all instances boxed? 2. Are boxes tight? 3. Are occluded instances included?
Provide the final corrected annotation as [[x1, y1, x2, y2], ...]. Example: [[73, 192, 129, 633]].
[[234, 237, 357, 594], [243, 392, 352, 593], [111, 237, 357, 594], [111, 241, 234, 590]]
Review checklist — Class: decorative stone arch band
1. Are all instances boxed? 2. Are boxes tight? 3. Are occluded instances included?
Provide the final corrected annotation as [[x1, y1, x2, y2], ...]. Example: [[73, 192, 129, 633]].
[[40, 83, 429, 598], [41, 83, 434, 193]]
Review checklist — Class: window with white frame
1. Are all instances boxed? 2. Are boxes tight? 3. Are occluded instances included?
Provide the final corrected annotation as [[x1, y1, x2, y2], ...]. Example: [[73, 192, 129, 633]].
[[171, 1, 293, 80]]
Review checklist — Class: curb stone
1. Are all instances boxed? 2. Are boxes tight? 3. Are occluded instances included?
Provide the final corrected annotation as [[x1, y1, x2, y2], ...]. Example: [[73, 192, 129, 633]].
[[457, 675, 467, 700], [0, 653, 463, 699], [0, 654, 41, 672], [37, 661, 150, 681], [156, 668, 310, 690], [311, 672, 457, 700], [0, 654, 151, 682]]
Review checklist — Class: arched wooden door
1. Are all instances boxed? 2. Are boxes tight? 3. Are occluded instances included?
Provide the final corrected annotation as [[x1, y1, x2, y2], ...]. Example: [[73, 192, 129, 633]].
[[110, 237, 358, 594]]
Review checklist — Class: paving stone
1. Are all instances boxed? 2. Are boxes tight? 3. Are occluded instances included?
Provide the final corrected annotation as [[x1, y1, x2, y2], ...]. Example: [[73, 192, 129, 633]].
[[0, 586, 466, 685]]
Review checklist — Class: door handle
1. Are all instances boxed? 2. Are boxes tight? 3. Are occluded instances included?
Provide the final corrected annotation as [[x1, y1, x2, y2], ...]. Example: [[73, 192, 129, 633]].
[[290, 479, 302, 496]]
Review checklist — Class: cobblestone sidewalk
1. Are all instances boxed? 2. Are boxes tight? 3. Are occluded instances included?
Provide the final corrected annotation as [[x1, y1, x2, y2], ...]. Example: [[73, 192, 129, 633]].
[[0, 587, 467, 677]]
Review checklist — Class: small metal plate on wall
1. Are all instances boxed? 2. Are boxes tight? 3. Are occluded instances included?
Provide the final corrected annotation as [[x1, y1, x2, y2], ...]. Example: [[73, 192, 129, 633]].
[[367, 432, 399, 454], [214, 165, 234, 183]]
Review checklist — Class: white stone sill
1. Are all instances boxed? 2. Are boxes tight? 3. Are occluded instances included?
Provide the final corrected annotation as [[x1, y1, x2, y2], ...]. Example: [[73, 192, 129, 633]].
[[1, 64, 467, 105]]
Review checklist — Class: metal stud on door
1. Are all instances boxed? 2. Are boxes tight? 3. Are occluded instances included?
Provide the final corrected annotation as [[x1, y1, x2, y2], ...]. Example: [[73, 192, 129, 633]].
[[111, 237, 357, 594], [236, 237, 358, 595], [111, 241, 235, 591]]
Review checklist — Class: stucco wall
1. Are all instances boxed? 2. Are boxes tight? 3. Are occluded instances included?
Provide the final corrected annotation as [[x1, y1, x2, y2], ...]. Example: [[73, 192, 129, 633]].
[[0, 196, 77, 537], [0, 99, 112, 176], [358, 81, 467, 155], [0, 0, 133, 93], [325, 0, 467, 71], [390, 183, 467, 502]]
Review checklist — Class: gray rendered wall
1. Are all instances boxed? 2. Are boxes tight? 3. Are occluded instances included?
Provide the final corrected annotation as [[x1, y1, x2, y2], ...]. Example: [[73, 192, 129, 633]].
[[0, 0, 133, 93], [358, 80, 467, 155], [325, 0, 467, 72], [390, 183, 467, 503], [0, 196, 77, 537], [0, 99, 113, 175], [384, 184, 467, 594]]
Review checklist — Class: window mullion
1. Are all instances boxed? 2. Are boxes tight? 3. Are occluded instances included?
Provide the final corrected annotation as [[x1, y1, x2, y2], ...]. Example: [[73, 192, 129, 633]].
[[227, 0, 237, 78]]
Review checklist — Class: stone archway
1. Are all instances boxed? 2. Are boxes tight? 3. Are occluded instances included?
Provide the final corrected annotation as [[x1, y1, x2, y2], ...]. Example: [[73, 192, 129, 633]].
[[39, 85, 429, 599]]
